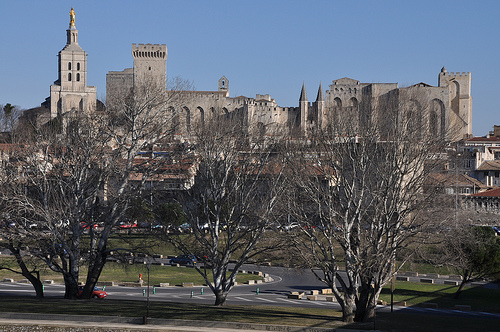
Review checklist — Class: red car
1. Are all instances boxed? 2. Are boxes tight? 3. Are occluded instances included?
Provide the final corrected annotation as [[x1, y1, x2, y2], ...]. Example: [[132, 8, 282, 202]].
[[78, 286, 108, 299], [80, 222, 98, 230], [119, 222, 138, 229]]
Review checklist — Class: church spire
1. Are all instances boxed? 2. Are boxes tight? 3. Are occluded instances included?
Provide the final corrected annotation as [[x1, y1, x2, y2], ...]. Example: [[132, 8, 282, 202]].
[[316, 82, 324, 102], [67, 8, 78, 45], [299, 82, 307, 102]]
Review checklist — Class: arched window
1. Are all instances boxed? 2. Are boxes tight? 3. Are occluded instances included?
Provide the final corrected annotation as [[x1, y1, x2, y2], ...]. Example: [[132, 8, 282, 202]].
[[68, 62, 71, 70], [76, 73, 80, 82], [195, 106, 205, 126], [430, 99, 445, 137], [430, 111, 438, 136], [184, 107, 191, 134], [349, 97, 358, 107], [77, 63, 80, 71], [68, 73, 72, 81]]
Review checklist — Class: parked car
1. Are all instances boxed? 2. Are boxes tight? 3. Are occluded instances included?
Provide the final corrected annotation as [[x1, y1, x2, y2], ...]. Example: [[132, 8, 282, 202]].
[[169, 254, 197, 266], [281, 222, 300, 231], [81, 222, 99, 230], [177, 223, 191, 233], [119, 221, 137, 229], [78, 286, 108, 299]]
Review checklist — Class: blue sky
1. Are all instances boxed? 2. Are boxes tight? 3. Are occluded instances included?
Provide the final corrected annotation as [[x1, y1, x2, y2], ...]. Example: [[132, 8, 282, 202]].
[[1, 0, 498, 136]]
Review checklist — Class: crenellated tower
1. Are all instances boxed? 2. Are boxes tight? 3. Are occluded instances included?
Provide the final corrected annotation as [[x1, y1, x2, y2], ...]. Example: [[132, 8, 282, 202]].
[[132, 43, 167, 90]]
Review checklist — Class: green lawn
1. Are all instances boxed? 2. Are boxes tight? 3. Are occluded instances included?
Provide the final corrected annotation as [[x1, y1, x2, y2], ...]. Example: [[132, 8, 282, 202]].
[[0, 297, 499, 332], [380, 281, 500, 312], [0, 257, 261, 286]]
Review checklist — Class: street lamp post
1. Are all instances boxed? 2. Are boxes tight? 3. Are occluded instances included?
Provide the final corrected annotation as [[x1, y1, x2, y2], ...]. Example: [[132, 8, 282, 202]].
[[143, 257, 151, 325], [147, 259, 151, 318]]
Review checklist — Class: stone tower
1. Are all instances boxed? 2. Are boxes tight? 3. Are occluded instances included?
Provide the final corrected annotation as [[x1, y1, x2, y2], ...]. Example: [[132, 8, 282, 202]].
[[299, 82, 308, 135], [438, 66, 472, 140], [315, 82, 325, 130], [49, 8, 96, 119], [132, 43, 167, 90], [218, 76, 229, 97]]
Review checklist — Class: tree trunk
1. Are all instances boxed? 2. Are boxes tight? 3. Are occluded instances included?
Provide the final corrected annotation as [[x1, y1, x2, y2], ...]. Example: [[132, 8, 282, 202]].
[[25, 271, 44, 298], [454, 279, 468, 299], [214, 289, 227, 306], [355, 284, 376, 322], [10, 243, 44, 298], [342, 295, 356, 323], [63, 272, 80, 299], [82, 250, 107, 299]]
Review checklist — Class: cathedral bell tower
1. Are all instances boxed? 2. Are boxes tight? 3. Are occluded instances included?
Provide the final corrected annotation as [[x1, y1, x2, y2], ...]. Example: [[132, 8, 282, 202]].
[[49, 8, 96, 120]]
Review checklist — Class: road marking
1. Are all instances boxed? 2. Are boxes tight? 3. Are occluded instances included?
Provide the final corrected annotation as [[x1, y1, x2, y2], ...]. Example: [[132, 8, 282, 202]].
[[234, 296, 253, 302], [256, 297, 277, 303], [277, 298, 301, 304], [308, 301, 329, 306]]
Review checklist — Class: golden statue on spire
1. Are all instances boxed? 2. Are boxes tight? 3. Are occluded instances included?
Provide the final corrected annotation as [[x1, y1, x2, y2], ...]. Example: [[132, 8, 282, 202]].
[[70, 8, 75, 26]]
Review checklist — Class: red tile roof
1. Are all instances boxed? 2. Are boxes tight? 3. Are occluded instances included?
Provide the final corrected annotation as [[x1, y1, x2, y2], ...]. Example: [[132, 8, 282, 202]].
[[466, 136, 500, 142], [470, 187, 500, 197]]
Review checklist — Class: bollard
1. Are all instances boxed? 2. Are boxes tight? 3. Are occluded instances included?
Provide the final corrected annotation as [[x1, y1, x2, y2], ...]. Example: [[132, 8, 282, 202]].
[[190, 291, 194, 298], [42, 285, 45, 291], [201, 287, 204, 295], [256, 287, 260, 295], [153, 287, 156, 295], [142, 289, 146, 296]]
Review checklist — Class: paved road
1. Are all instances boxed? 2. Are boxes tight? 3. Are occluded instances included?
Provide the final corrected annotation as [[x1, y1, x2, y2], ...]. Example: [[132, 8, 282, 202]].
[[0, 264, 336, 309]]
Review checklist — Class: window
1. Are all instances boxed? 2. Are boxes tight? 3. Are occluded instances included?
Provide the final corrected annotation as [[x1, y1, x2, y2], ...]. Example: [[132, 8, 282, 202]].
[[77, 63, 80, 70], [76, 73, 80, 81], [68, 73, 72, 81], [68, 62, 71, 70]]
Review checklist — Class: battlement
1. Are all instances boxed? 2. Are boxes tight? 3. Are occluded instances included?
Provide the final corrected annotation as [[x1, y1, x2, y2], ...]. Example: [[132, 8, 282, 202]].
[[441, 71, 470, 77], [132, 43, 167, 59]]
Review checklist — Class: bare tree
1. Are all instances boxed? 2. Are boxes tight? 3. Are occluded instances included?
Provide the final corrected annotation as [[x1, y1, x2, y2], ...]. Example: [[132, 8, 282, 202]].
[[0, 111, 109, 298], [81, 77, 192, 298], [163, 116, 286, 306], [0, 77, 192, 299], [0, 219, 46, 297], [286, 91, 444, 322]]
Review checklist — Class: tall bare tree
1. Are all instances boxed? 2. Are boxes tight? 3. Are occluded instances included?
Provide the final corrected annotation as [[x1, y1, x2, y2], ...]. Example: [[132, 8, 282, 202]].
[[286, 90, 444, 322], [81, 77, 192, 298], [0, 77, 192, 299], [0, 111, 109, 298], [163, 116, 286, 305]]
